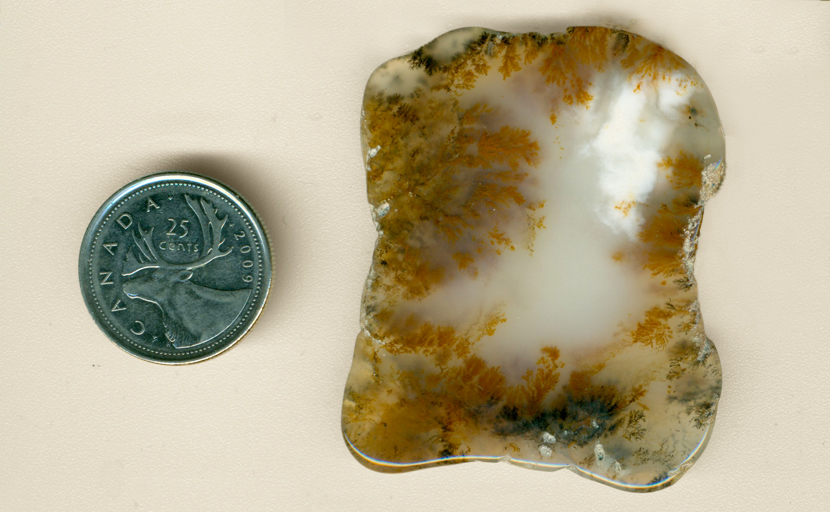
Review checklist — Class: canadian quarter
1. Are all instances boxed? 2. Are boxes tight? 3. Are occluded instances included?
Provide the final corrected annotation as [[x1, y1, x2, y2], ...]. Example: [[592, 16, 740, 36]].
[[79, 172, 272, 364]]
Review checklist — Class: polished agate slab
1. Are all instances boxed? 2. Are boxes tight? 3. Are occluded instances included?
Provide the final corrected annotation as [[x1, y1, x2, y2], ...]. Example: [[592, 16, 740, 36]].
[[342, 27, 724, 491]]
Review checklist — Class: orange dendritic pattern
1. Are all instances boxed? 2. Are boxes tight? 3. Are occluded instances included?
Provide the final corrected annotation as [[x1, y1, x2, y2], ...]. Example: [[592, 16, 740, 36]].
[[346, 314, 564, 461], [409, 27, 691, 125], [345, 27, 723, 491], [362, 90, 542, 299]]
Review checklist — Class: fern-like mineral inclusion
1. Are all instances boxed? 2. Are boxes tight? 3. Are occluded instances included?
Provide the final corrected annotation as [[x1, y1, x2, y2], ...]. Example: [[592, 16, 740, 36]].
[[342, 27, 724, 491]]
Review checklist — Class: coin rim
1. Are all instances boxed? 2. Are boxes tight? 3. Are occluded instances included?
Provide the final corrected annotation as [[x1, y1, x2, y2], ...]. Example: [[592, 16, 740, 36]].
[[78, 172, 273, 365]]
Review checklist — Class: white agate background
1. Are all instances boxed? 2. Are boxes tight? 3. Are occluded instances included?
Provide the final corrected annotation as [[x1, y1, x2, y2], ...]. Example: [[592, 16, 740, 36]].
[[0, 1, 828, 510]]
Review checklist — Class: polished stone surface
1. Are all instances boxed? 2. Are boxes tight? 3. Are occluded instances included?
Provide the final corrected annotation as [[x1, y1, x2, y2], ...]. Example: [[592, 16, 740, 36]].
[[342, 27, 724, 491]]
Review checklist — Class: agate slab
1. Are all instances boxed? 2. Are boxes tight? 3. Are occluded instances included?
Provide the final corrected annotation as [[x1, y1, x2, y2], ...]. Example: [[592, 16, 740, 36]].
[[342, 27, 725, 491]]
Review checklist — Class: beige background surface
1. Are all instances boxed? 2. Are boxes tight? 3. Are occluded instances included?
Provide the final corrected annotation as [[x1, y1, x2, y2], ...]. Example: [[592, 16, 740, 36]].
[[1, 1, 828, 510]]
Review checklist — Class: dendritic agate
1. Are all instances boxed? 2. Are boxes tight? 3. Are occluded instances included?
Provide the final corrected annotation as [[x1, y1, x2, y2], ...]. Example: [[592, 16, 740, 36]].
[[342, 27, 724, 491]]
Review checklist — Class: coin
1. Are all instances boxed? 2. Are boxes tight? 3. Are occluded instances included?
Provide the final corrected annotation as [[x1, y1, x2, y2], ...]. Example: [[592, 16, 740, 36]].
[[79, 172, 272, 364]]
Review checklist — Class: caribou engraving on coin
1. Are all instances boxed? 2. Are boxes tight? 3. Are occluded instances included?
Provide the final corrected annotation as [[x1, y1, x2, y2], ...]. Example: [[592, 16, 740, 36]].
[[121, 195, 252, 348], [79, 173, 272, 364]]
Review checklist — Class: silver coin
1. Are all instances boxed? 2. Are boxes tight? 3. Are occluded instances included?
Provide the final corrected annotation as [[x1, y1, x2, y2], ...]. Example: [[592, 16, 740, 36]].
[[79, 172, 272, 364]]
